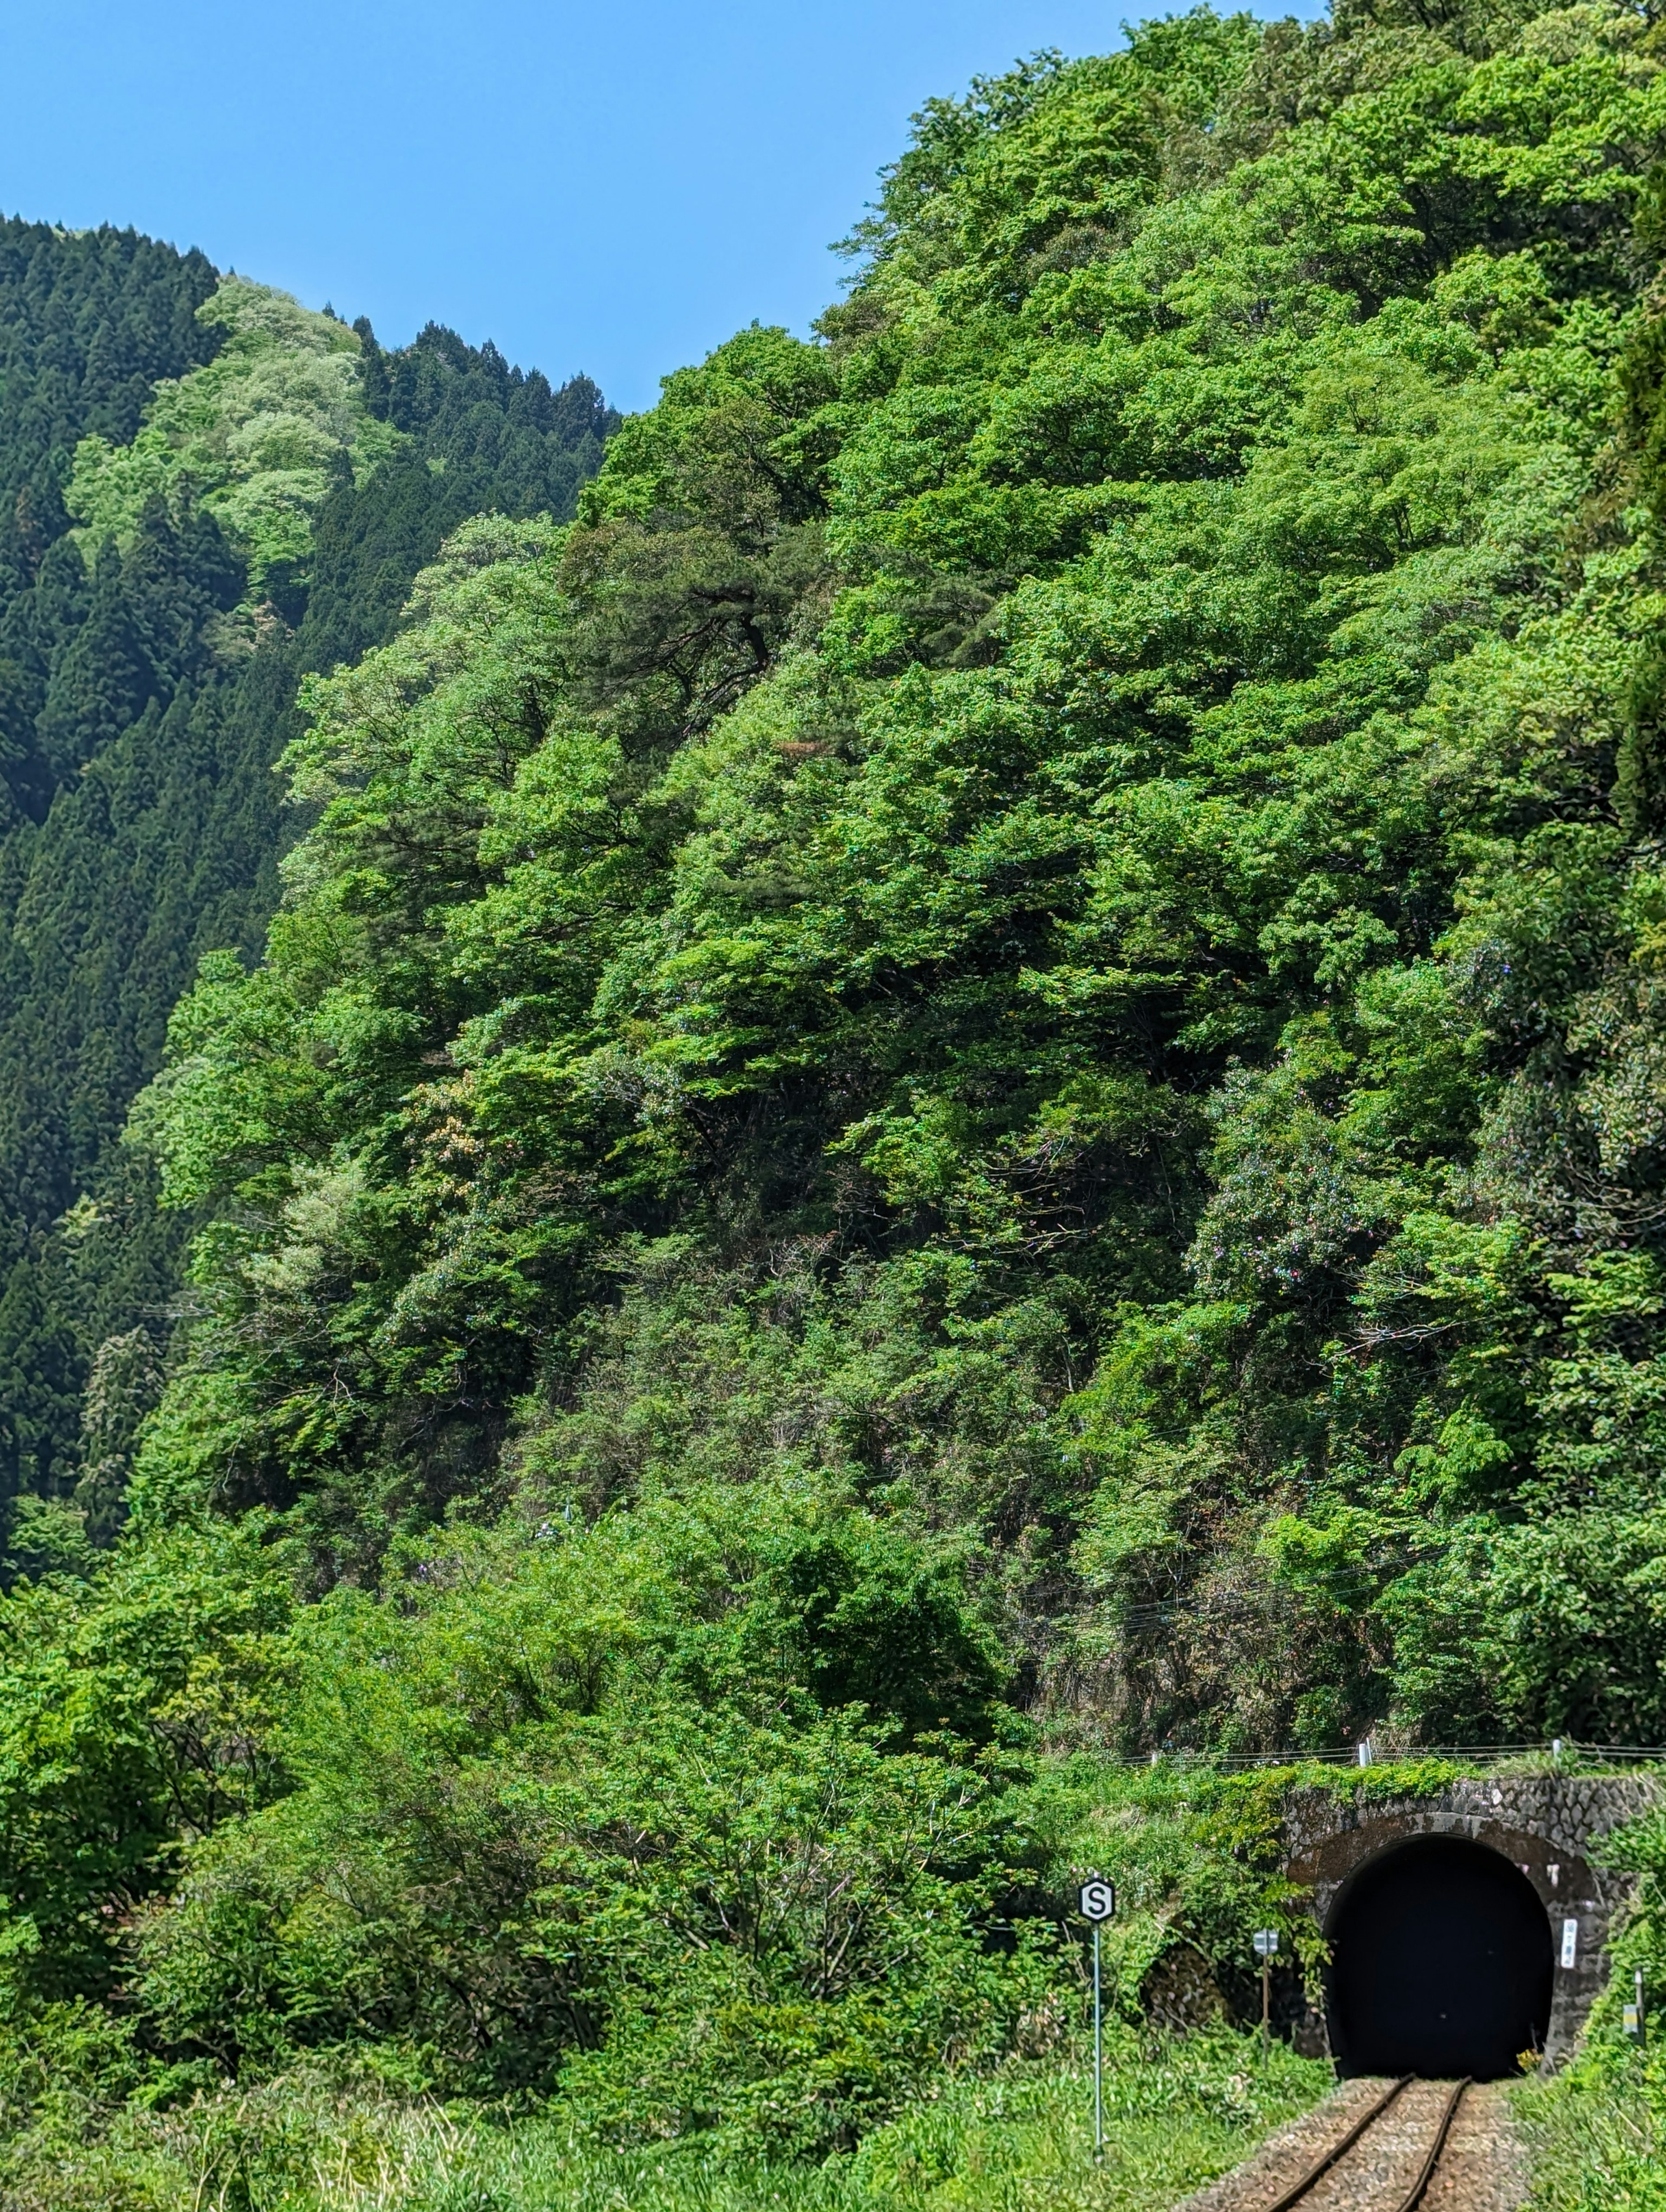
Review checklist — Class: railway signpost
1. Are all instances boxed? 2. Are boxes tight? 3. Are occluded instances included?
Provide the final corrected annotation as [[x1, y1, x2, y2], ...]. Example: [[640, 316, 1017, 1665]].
[[1079, 1876, 1115, 2165], [1253, 1928, 1279, 2057]]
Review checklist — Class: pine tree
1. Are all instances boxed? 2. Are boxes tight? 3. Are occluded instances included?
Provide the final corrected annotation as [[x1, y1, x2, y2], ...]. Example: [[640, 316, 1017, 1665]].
[[0, 1250, 82, 1502]]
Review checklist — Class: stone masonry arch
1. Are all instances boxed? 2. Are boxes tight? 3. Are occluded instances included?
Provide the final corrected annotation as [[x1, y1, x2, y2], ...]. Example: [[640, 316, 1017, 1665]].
[[1282, 1774, 1659, 2064]]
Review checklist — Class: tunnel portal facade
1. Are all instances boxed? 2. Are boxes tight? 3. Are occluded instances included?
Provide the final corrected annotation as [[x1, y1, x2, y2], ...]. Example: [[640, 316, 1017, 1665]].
[[1283, 1774, 1658, 2067]]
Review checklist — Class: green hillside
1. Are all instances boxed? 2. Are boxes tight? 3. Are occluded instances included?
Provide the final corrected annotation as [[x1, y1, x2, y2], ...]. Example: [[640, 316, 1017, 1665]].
[[143, 0, 1666, 1746], [0, 231, 615, 1558], [6, 1, 1666, 2203]]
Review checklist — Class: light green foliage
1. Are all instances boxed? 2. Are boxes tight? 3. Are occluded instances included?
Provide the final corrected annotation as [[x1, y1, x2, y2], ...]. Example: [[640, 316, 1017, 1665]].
[[0, 1518, 289, 2004], [840, 2029, 1328, 2212], [1517, 2052, 1666, 2209], [1512, 1791, 1666, 2206], [24, 0, 1666, 2186], [123, 1487, 1026, 2135], [0, 2029, 1328, 2211], [67, 277, 399, 598], [132, 0, 1666, 1755], [0, 1487, 1340, 2195]]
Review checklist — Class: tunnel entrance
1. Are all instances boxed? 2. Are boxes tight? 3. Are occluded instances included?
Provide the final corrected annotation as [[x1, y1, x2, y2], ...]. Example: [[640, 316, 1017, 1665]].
[[1328, 1836, 1553, 2079]]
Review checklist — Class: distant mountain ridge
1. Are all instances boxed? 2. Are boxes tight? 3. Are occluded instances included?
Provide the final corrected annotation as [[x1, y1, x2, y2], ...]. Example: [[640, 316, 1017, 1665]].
[[0, 217, 616, 1550]]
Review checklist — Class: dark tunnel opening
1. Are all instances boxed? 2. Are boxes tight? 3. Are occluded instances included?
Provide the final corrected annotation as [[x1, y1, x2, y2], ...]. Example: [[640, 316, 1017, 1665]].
[[1328, 1836, 1554, 2079]]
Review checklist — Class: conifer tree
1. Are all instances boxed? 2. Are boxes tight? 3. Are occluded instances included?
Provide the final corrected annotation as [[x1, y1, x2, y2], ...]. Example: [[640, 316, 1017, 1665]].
[[0, 232, 617, 1550]]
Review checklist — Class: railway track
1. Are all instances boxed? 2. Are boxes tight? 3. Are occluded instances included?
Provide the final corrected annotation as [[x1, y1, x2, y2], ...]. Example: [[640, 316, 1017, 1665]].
[[1255, 2076, 1472, 2212]]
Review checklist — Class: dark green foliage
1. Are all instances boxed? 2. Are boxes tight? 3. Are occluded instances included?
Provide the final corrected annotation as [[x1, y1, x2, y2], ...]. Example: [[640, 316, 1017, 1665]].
[[0, 230, 630, 2177], [307, 319, 616, 672], [0, 220, 221, 817], [0, 1249, 81, 1498], [0, 216, 219, 551], [0, 242, 615, 1557]]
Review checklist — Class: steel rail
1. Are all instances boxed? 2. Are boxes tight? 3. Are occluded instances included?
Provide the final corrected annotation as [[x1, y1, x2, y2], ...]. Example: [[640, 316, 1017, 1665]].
[[1387, 2078, 1469, 2212], [1259, 2075, 1413, 2212]]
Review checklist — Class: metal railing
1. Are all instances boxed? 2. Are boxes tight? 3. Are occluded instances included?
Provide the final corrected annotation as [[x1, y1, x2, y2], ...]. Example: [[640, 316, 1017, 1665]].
[[1087, 1740, 1666, 1772]]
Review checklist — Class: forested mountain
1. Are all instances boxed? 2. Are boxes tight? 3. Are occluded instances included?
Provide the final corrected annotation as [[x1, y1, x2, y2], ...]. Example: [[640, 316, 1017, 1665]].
[[0, 231, 615, 1561], [138, 0, 1666, 1748], [7, 3, 1666, 2203]]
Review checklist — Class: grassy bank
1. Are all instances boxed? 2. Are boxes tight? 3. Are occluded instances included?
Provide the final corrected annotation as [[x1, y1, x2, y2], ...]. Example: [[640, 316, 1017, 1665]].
[[1516, 2048, 1666, 2212], [2, 2027, 1329, 2212]]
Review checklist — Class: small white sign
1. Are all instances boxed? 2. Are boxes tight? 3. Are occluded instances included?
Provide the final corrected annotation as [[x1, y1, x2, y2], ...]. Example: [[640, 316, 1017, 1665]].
[[1079, 1877, 1116, 1923], [1561, 1917, 1579, 1969], [1253, 1928, 1279, 1957]]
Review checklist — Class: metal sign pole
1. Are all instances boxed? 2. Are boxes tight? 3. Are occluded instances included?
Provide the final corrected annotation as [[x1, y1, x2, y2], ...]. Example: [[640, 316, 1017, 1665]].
[[1093, 1921, 1104, 2164], [1253, 1930, 1279, 2064], [1262, 1950, 1270, 2058], [1078, 1875, 1115, 2169]]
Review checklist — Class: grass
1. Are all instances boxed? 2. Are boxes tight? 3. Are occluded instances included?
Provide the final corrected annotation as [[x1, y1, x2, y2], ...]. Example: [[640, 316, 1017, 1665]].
[[1512, 2044, 1666, 2212], [832, 2027, 1331, 2211], [0, 2027, 1332, 2212]]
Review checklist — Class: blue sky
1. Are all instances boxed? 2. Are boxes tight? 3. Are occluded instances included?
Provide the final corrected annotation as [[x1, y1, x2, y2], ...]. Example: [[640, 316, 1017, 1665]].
[[0, 0, 1319, 414]]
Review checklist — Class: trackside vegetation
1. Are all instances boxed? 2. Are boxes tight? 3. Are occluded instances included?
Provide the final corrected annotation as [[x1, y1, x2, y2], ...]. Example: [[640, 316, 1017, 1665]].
[[8, 0, 1666, 2199]]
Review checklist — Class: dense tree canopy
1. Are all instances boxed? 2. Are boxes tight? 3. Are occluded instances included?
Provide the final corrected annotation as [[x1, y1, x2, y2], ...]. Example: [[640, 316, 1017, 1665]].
[[8, 2, 1666, 2191], [0, 240, 615, 1542], [144, 0, 1666, 1751]]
